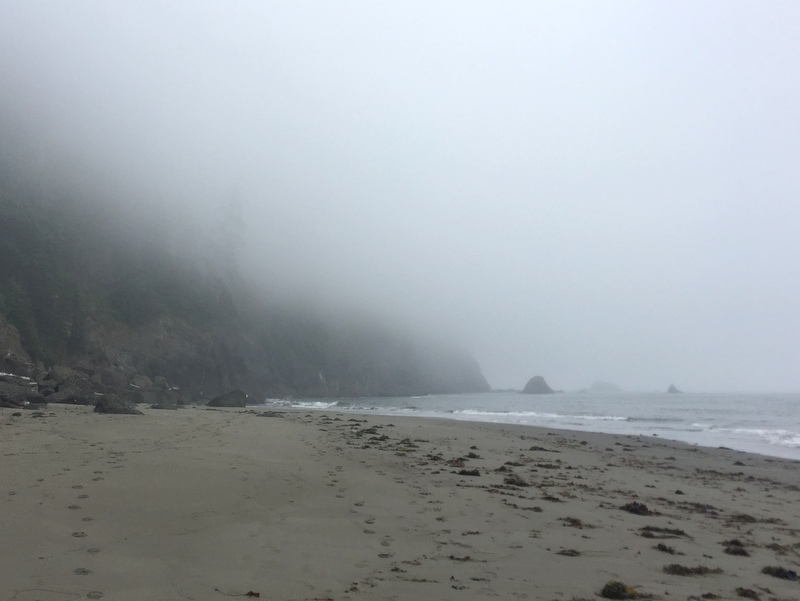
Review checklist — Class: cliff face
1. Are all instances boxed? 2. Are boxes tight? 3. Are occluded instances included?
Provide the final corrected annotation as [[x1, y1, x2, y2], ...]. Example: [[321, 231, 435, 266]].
[[0, 188, 489, 401]]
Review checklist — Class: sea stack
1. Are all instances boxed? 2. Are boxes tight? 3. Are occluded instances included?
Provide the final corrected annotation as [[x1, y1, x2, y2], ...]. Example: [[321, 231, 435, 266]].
[[522, 375, 555, 394], [667, 384, 682, 394]]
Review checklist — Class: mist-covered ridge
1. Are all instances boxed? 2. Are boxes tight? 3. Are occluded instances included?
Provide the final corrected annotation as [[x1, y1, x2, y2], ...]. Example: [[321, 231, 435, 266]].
[[0, 174, 489, 401]]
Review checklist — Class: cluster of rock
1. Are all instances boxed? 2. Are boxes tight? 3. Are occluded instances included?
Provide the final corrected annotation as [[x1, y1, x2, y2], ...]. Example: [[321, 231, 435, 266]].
[[0, 363, 248, 415]]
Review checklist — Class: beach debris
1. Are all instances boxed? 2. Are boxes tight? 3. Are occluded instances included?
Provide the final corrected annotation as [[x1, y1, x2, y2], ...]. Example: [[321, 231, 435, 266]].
[[503, 473, 530, 487], [764, 542, 798, 556], [255, 411, 283, 418], [501, 499, 542, 512], [677, 501, 719, 516], [457, 469, 481, 477], [529, 445, 559, 452], [728, 513, 757, 523], [722, 539, 750, 556], [639, 526, 689, 539], [621, 501, 652, 515], [654, 543, 678, 555], [761, 566, 799, 580], [662, 564, 722, 576], [213, 589, 261, 597], [541, 494, 562, 502], [735, 589, 760, 600], [559, 517, 592, 529], [556, 548, 581, 557], [600, 580, 640, 599]]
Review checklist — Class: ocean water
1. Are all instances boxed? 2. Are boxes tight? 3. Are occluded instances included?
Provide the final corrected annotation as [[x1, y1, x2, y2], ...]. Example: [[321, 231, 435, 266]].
[[262, 391, 800, 461]]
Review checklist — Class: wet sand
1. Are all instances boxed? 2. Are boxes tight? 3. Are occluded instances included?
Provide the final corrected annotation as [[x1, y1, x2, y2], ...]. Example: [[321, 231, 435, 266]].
[[1, 404, 799, 601]]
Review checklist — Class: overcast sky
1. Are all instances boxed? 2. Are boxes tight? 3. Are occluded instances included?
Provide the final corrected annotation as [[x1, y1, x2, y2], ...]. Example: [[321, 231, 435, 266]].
[[2, 2, 799, 392]]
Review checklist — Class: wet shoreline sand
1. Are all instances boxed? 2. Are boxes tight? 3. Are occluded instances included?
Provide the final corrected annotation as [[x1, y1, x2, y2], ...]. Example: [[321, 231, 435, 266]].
[[2, 404, 799, 600]]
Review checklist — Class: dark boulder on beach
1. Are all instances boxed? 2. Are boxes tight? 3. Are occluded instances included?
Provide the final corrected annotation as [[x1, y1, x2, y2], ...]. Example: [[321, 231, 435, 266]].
[[0, 381, 46, 408], [43, 375, 96, 405], [522, 376, 555, 394], [94, 394, 143, 415], [667, 384, 682, 394], [207, 389, 248, 407]]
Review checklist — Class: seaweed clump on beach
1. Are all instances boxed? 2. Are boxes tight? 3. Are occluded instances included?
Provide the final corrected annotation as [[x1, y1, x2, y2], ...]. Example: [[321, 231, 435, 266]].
[[503, 473, 530, 487], [621, 501, 652, 516], [560, 517, 593, 529], [457, 469, 481, 477], [663, 564, 722, 576], [600, 580, 639, 599], [722, 539, 750, 556], [639, 526, 689, 539], [761, 566, 799, 580]]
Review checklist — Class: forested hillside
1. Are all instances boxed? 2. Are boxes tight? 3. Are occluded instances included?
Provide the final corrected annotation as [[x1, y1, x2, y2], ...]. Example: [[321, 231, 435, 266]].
[[0, 176, 489, 401]]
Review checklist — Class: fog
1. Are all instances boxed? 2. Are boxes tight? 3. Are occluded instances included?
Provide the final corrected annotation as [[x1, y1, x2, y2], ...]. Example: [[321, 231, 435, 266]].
[[2, 2, 799, 392]]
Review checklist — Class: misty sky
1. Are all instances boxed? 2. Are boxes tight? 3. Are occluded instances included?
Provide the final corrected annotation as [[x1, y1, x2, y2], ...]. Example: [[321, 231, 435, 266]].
[[2, 2, 799, 392]]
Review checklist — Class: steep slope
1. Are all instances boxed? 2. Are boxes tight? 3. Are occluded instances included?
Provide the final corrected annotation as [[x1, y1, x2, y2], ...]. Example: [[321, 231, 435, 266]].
[[0, 178, 489, 400]]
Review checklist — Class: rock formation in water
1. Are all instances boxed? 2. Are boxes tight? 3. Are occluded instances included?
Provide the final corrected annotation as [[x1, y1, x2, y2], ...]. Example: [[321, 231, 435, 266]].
[[522, 375, 555, 394], [589, 380, 622, 393], [667, 384, 682, 393]]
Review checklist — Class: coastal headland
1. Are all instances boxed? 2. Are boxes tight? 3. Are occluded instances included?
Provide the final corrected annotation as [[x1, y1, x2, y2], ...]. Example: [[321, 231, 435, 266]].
[[2, 404, 798, 600]]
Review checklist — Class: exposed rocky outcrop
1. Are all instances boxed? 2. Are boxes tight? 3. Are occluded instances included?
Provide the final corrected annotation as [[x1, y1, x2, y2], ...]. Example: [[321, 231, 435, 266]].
[[0, 380, 45, 408], [522, 375, 555, 394], [207, 389, 248, 408], [44, 375, 96, 405], [0, 321, 36, 378], [0, 191, 492, 401], [94, 394, 143, 415], [667, 384, 683, 394]]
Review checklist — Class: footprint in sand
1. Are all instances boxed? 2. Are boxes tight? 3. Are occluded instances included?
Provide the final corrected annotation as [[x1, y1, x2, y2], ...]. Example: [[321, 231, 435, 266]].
[[68, 505, 82, 510], [72, 531, 88, 538], [74, 567, 91, 575]]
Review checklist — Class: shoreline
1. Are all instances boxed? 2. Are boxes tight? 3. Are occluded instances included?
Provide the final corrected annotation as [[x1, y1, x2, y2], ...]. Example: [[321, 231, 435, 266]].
[[263, 403, 800, 462], [2, 404, 799, 600], [258, 391, 800, 462]]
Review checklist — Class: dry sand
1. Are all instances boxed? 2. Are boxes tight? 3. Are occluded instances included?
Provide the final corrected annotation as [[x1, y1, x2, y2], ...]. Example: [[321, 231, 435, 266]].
[[1, 404, 799, 601]]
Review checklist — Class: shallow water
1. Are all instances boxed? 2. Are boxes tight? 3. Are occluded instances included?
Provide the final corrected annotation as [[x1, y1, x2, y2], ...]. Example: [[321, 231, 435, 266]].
[[262, 391, 800, 460]]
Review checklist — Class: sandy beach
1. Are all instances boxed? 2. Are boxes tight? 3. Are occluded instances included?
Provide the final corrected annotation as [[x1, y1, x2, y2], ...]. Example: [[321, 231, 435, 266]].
[[1, 404, 799, 601]]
